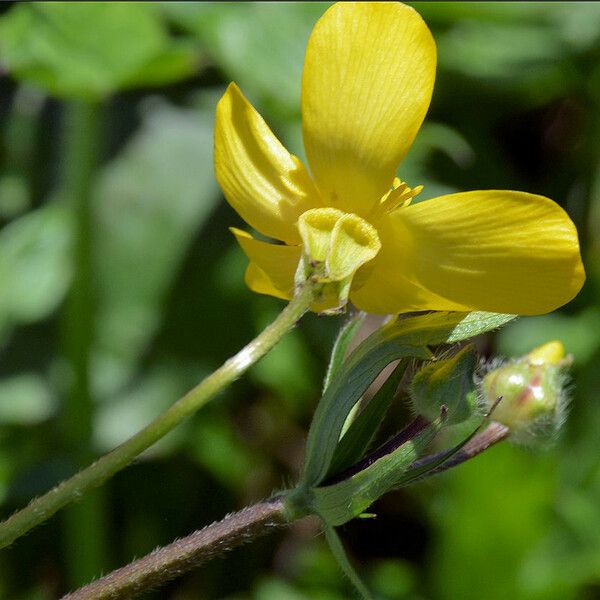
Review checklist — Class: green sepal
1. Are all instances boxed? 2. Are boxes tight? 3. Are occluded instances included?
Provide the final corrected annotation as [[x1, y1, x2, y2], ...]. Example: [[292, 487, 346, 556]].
[[327, 360, 408, 478], [299, 311, 515, 489], [312, 417, 443, 526], [410, 344, 478, 425], [394, 416, 492, 488]]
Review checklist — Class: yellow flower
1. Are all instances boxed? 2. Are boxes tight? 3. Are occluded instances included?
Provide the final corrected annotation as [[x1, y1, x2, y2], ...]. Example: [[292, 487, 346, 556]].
[[214, 2, 585, 315]]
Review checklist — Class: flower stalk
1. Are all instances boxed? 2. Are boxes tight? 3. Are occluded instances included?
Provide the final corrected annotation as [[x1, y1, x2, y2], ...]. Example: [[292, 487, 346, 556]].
[[62, 497, 289, 600], [61, 421, 511, 600], [0, 279, 321, 549]]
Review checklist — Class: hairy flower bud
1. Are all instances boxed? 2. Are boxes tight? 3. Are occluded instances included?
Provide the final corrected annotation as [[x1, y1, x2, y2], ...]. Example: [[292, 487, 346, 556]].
[[481, 341, 571, 445], [410, 345, 478, 425]]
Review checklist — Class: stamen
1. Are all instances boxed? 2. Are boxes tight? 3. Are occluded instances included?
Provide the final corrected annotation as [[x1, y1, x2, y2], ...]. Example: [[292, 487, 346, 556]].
[[370, 179, 423, 218]]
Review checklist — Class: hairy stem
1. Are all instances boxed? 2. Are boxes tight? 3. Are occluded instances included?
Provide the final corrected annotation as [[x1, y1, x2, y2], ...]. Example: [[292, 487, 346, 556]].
[[0, 281, 319, 549], [61, 424, 510, 599], [62, 497, 289, 600]]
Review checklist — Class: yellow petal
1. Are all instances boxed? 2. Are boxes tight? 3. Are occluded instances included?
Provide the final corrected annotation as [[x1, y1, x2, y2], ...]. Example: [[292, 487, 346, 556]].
[[215, 83, 320, 244], [301, 2, 436, 215], [231, 228, 300, 298], [245, 263, 291, 301], [353, 191, 585, 315]]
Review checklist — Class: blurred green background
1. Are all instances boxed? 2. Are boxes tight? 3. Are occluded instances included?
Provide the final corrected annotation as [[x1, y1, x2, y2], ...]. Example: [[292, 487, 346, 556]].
[[0, 2, 598, 599]]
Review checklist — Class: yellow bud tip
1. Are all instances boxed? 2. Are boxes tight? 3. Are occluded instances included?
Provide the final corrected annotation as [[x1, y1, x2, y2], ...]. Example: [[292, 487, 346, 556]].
[[526, 341, 565, 366]]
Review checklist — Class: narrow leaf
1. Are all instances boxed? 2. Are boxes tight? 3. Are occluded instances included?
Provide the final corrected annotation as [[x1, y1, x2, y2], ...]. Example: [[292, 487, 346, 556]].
[[325, 526, 373, 600], [299, 333, 431, 489], [300, 310, 514, 489], [327, 360, 408, 477], [323, 311, 366, 392]]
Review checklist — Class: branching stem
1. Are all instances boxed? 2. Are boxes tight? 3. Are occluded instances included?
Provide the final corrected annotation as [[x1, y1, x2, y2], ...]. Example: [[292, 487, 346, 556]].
[[60, 423, 510, 599], [0, 281, 320, 549]]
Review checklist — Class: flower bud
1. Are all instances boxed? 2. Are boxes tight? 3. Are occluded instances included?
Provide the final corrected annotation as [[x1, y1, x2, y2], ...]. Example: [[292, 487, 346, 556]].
[[481, 341, 571, 445], [410, 345, 478, 425]]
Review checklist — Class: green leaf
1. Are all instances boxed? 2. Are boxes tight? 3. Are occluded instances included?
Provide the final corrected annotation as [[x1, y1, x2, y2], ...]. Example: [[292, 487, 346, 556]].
[[165, 2, 329, 117], [372, 310, 516, 351], [438, 21, 566, 82], [299, 311, 515, 489], [0, 3, 198, 100], [324, 526, 373, 600], [93, 363, 197, 455], [497, 308, 600, 366], [92, 98, 219, 398], [0, 202, 73, 339], [0, 373, 56, 425], [120, 40, 203, 90], [323, 311, 366, 392], [327, 361, 407, 477]]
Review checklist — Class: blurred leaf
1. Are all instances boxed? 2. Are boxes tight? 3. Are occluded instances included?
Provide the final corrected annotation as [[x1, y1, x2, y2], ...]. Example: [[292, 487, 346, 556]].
[[519, 488, 600, 598], [400, 121, 474, 202], [0, 3, 199, 100], [92, 97, 219, 398], [551, 4, 600, 50], [496, 309, 600, 366], [164, 2, 329, 117], [0, 202, 73, 339], [121, 39, 203, 90], [415, 2, 551, 25], [413, 122, 475, 170], [189, 415, 258, 492], [251, 303, 319, 412], [254, 578, 309, 600], [368, 560, 417, 599], [93, 363, 198, 454], [0, 373, 55, 425], [438, 22, 566, 79], [294, 541, 344, 591], [427, 444, 556, 600], [0, 176, 30, 219]]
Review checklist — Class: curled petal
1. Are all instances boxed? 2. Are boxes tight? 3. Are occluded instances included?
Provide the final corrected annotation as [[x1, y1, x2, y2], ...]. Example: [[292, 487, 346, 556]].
[[216, 83, 320, 244], [352, 191, 585, 315]]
